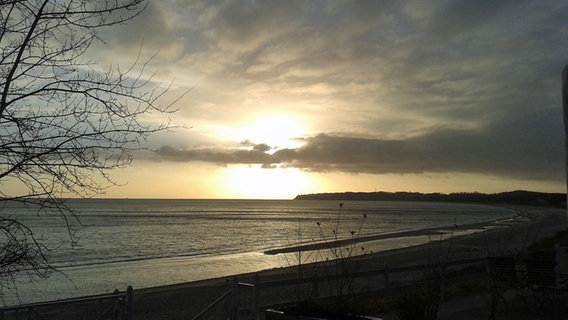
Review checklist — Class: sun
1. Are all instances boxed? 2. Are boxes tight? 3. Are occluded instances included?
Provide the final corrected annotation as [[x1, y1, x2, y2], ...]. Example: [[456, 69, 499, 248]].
[[244, 115, 306, 148], [224, 165, 315, 199], [214, 113, 317, 199], [217, 114, 307, 150]]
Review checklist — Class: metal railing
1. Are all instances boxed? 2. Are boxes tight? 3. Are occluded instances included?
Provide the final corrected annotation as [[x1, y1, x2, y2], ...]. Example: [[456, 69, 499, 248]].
[[191, 258, 488, 319], [191, 277, 260, 320], [0, 286, 133, 320]]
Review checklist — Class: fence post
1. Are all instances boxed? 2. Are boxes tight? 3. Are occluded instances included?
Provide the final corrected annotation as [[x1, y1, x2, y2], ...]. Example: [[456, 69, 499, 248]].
[[563, 64, 568, 222], [231, 277, 239, 320], [112, 289, 120, 320], [439, 271, 445, 302], [125, 286, 134, 320], [383, 264, 390, 312], [312, 272, 319, 300], [252, 274, 260, 320], [485, 258, 491, 293]]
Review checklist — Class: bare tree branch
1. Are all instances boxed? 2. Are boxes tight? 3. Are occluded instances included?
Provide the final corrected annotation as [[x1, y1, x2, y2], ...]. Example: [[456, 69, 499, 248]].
[[0, 0, 180, 300]]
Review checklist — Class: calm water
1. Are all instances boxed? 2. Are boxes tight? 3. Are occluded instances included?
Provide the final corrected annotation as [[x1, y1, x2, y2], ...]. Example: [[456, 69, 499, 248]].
[[2, 199, 515, 304]]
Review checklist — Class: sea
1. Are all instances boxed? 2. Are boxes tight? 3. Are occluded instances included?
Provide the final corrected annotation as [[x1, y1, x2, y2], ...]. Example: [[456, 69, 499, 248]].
[[1, 199, 517, 305]]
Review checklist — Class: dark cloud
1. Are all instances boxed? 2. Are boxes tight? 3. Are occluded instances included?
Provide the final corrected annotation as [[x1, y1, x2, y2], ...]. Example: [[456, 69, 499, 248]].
[[155, 145, 276, 165], [252, 143, 272, 153], [425, 0, 521, 40], [155, 119, 564, 182], [277, 128, 562, 181], [207, 0, 302, 51], [104, 0, 568, 190]]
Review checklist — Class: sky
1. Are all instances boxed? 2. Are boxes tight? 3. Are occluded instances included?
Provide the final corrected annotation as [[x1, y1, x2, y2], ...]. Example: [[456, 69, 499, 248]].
[[90, 0, 568, 199]]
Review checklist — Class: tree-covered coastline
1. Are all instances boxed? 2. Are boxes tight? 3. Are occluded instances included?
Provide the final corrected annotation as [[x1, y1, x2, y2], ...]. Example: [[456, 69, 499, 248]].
[[295, 190, 566, 208]]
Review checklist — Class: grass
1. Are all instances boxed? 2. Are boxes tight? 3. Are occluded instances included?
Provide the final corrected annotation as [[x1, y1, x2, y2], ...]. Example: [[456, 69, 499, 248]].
[[528, 228, 568, 253]]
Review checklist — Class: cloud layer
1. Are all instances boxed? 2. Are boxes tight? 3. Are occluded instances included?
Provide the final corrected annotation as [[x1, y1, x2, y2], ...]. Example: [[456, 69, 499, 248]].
[[156, 125, 562, 181], [102, 0, 568, 189]]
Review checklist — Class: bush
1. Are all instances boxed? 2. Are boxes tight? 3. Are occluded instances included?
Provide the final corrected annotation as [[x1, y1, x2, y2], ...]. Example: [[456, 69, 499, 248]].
[[391, 291, 440, 320]]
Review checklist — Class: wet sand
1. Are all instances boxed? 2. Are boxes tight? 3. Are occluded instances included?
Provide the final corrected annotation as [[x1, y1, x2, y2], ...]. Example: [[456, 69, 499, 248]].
[[263, 211, 515, 255]]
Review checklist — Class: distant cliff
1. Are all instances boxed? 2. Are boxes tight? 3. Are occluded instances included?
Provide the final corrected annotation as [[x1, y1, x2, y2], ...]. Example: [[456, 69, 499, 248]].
[[294, 190, 567, 208]]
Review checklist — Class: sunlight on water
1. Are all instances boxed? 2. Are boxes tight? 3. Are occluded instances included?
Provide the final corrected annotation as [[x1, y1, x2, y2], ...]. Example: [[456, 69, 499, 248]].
[[3, 199, 516, 305]]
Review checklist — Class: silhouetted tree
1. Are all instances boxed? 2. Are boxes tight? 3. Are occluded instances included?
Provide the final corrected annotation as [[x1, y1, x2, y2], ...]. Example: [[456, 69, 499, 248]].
[[0, 0, 176, 300]]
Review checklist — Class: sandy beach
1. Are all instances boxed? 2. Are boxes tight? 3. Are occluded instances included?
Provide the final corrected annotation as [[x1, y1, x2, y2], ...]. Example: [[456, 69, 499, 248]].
[[4, 205, 567, 319]]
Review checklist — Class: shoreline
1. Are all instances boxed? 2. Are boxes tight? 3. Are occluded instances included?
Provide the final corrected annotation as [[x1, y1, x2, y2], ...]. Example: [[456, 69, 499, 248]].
[[6, 202, 519, 305], [4, 206, 567, 319], [129, 206, 567, 319], [263, 208, 520, 255]]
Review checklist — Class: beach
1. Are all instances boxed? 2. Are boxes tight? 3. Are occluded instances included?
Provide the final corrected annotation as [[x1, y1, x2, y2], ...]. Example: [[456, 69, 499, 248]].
[[128, 205, 566, 319], [4, 205, 567, 319], [6, 199, 519, 305]]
